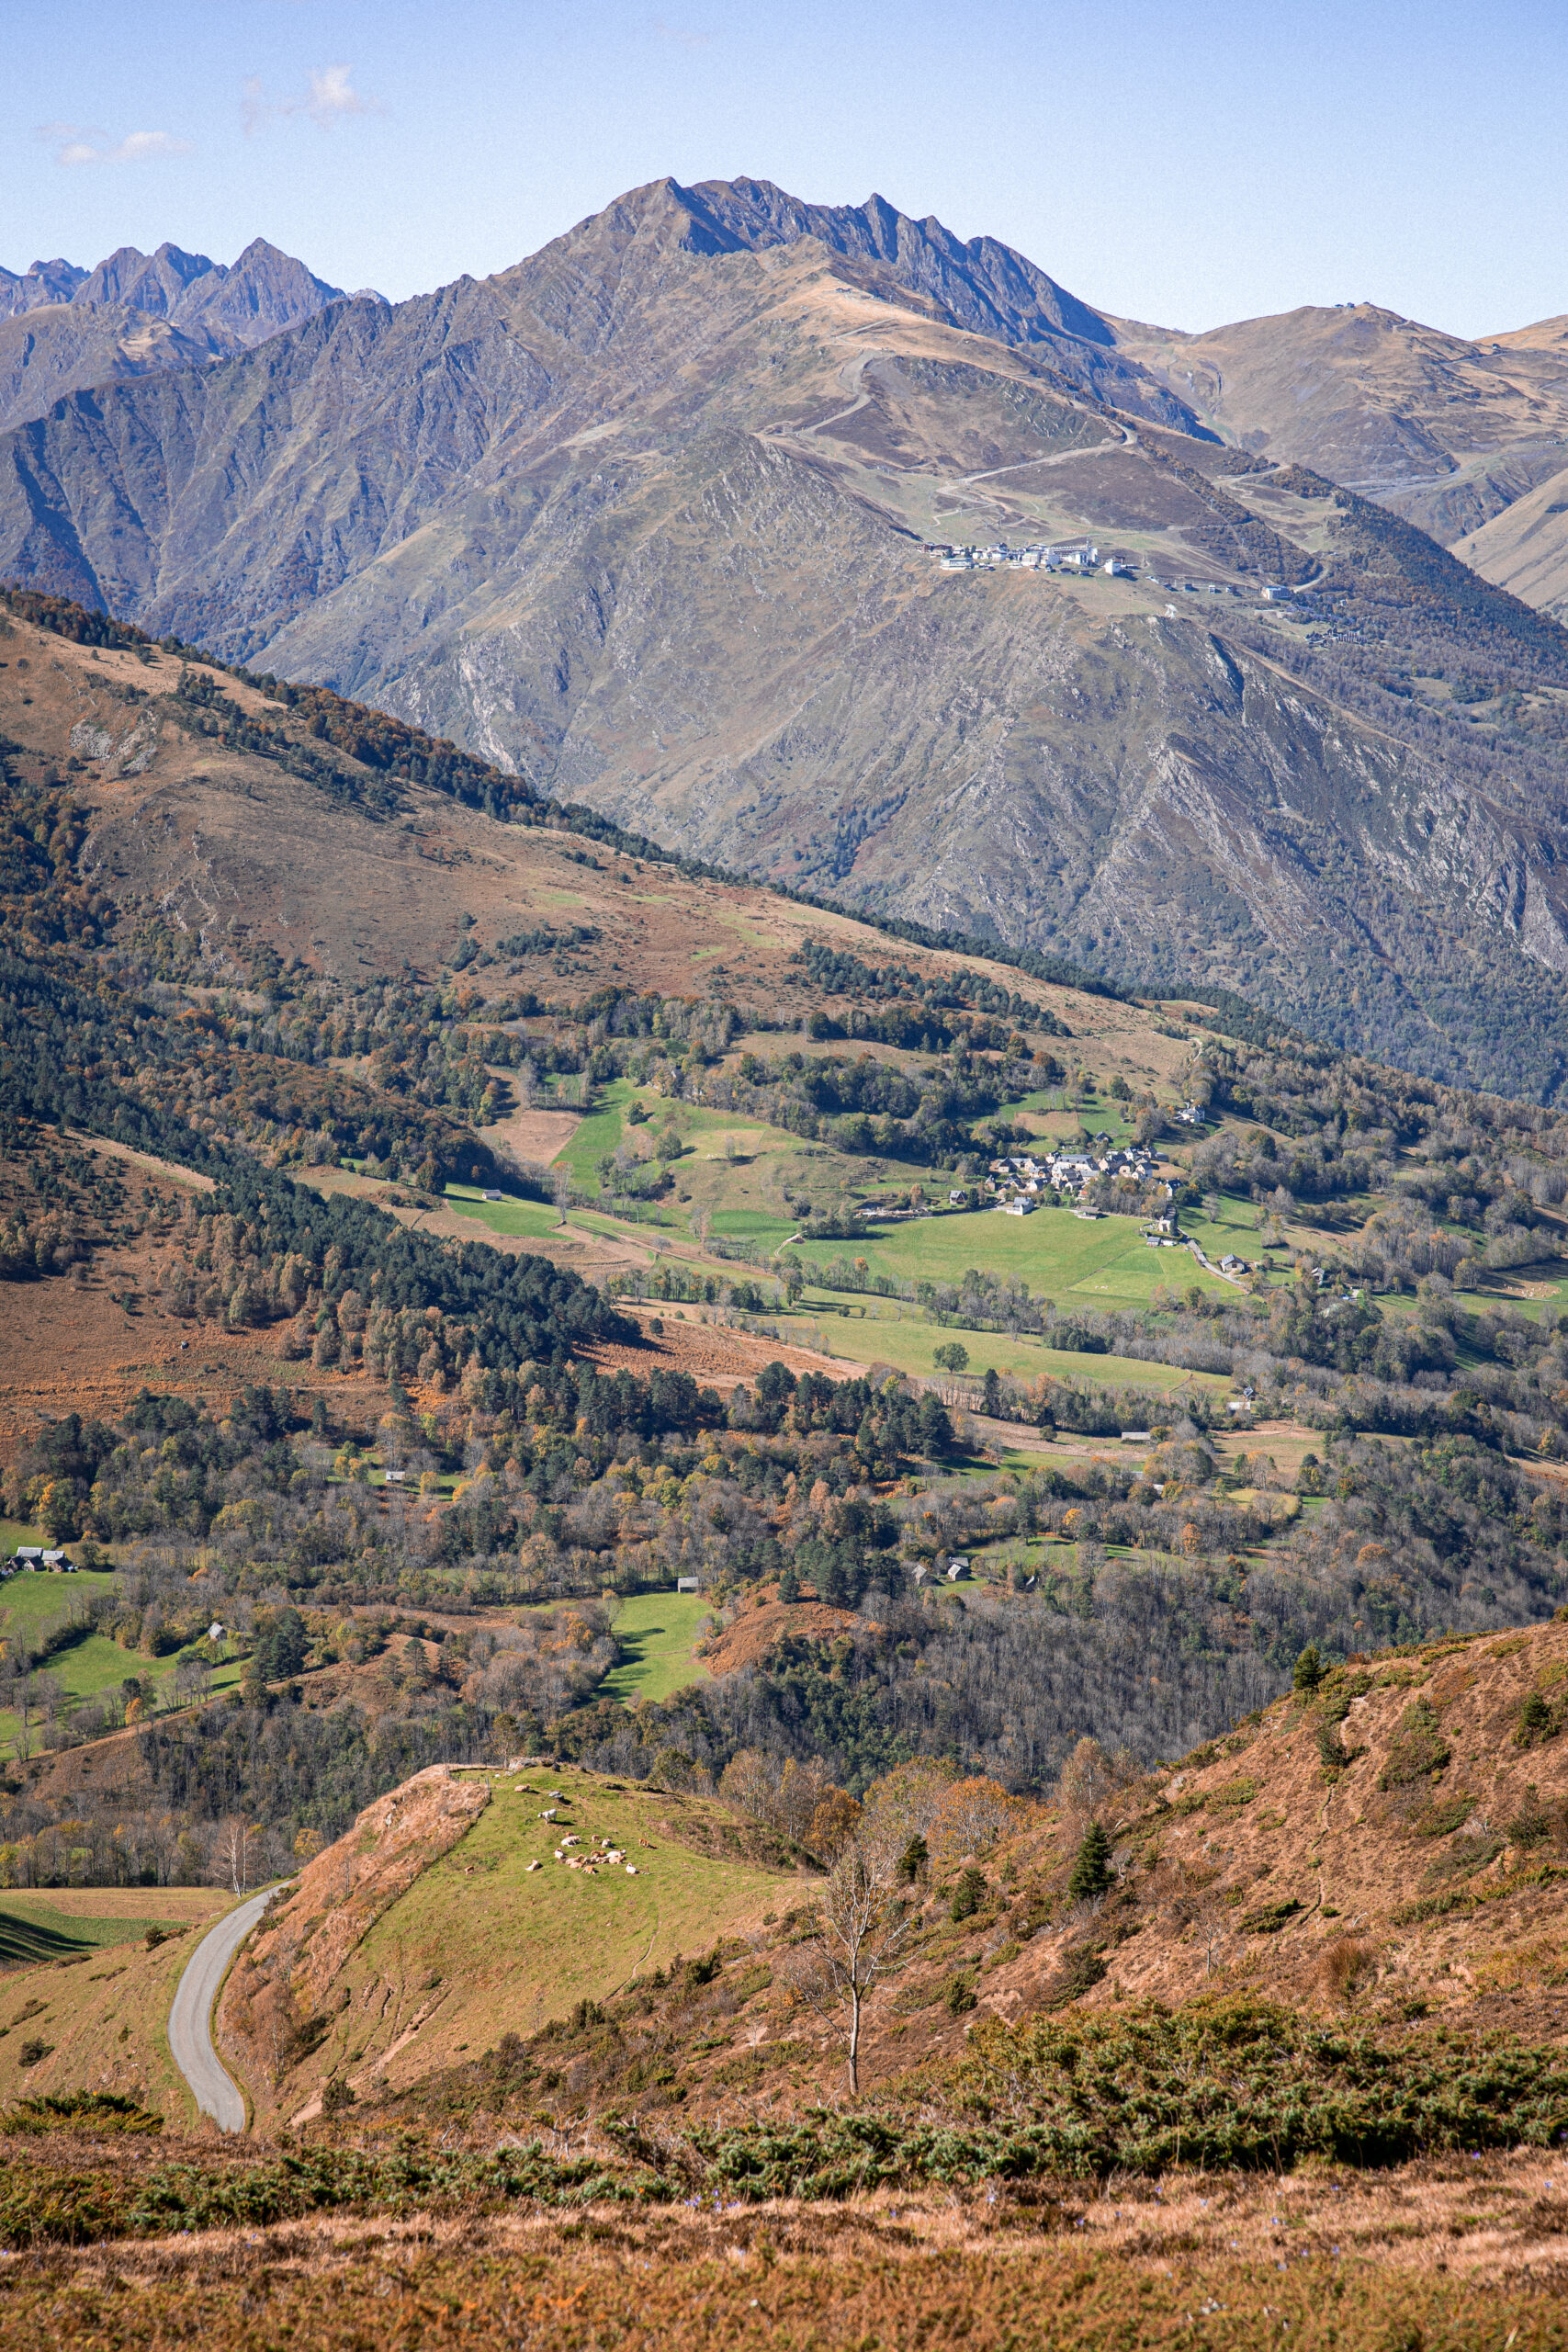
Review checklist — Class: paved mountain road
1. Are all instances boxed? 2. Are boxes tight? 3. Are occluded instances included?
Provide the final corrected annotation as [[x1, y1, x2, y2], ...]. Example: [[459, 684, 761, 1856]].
[[167, 1887, 275, 2132]]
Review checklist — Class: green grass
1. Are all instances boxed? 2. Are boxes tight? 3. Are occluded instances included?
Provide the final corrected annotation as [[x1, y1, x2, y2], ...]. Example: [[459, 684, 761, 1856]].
[[552, 1077, 638, 1186], [562, 1091, 828, 1235], [1485, 1267, 1568, 1321], [0, 1907, 96, 1967], [0, 1571, 244, 1760], [1010, 1095, 1135, 1143], [709, 1209, 798, 1242], [442, 1189, 561, 1239], [783, 1300, 1225, 1396], [334, 1769, 789, 2075], [786, 1203, 1234, 1306], [1179, 1192, 1263, 1261], [600, 1592, 711, 1704], [568, 1206, 684, 1240], [0, 1519, 44, 1556], [1, 1566, 121, 1638], [0, 1899, 184, 1966]]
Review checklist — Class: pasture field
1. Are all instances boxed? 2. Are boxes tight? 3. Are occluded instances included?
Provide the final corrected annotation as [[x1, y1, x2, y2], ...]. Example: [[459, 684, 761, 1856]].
[[1008, 1093, 1138, 1145], [0, 1569, 244, 1760], [601, 1591, 711, 1704], [540, 1082, 819, 1234], [441, 1186, 561, 1239], [710, 1207, 798, 1244], [782, 1298, 1229, 1398], [286, 1768, 794, 2108], [1176, 1192, 1267, 1261], [549, 1074, 637, 1187], [786, 1202, 1235, 1306]]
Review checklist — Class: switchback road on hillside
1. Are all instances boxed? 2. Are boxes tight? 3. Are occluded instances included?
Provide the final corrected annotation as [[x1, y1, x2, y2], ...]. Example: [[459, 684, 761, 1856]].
[[167, 1886, 274, 2132]]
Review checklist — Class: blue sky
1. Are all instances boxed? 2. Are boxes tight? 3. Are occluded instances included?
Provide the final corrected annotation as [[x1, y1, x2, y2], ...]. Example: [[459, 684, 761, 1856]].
[[4, 1, 1564, 337]]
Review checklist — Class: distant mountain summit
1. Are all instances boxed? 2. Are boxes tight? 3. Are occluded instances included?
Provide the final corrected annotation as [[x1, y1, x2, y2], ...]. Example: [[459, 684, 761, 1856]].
[[0, 235, 343, 337], [685, 176, 1119, 351], [0, 236, 345, 433], [0, 255, 90, 313], [513, 175, 1194, 425]]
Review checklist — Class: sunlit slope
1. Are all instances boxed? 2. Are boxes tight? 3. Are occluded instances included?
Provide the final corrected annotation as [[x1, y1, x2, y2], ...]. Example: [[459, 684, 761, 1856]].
[[218, 1762, 800, 2126], [0, 1887, 234, 2120]]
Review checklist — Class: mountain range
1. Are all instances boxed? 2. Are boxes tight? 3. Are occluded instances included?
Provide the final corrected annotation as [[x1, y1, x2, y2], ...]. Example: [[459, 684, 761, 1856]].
[[0, 236, 353, 435], [6, 178, 1568, 1093]]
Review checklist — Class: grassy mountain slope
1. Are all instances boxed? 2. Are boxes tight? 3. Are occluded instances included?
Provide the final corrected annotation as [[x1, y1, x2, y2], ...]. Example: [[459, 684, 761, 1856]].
[[7, 559, 1568, 1109], [0, 1601, 1478, 2179], [0, 1885, 233, 2117], [0, 594, 1123, 1017], [216, 1759, 800, 2128], [285, 1620, 1568, 2138], [1455, 464, 1568, 625], [16, 573, 1568, 1892], [1108, 298, 1568, 621], [1108, 301, 1568, 499]]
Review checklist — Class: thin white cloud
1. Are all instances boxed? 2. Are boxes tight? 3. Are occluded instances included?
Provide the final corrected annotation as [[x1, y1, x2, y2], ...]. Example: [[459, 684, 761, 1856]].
[[37, 122, 193, 167], [242, 62, 385, 135], [652, 19, 713, 46]]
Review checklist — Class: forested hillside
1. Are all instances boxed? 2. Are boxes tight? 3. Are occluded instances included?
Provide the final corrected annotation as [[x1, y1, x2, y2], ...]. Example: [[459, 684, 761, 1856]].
[[3, 588, 1568, 1910]]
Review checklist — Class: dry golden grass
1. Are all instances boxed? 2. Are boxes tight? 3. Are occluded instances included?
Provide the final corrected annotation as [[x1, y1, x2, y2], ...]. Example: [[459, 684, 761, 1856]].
[[0, 1894, 231, 2120], [1315, 1938, 1379, 2006], [4, 2154, 1568, 2348], [0, 610, 1201, 1078]]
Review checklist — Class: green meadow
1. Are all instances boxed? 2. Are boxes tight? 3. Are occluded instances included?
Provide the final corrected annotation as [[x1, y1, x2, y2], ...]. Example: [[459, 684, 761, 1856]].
[[337, 1768, 789, 2075], [785, 1201, 1235, 1306], [0, 1568, 244, 1761], [782, 1298, 1228, 1397], [601, 1590, 712, 1703], [550, 1076, 637, 1188], [442, 1186, 561, 1239]]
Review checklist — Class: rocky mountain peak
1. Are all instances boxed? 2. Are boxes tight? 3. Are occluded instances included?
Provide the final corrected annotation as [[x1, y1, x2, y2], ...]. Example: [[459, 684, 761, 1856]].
[[75, 241, 216, 315], [685, 175, 1119, 351], [176, 238, 346, 341], [0, 233, 347, 435], [0, 235, 343, 346], [0, 254, 90, 318]]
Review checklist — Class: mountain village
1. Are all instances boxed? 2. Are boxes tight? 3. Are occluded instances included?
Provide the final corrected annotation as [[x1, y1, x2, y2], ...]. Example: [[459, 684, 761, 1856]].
[[922, 538, 1310, 602]]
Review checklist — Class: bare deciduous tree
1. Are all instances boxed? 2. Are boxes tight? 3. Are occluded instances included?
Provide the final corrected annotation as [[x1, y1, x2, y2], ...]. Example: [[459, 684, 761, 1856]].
[[221, 1817, 254, 1897], [784, 1844, 919, 2093]]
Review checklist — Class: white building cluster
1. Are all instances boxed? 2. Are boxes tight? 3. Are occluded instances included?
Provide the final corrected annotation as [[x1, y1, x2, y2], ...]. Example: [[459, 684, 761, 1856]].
[[986, 1139, 1161, 1210], [927, 542, 1315, 605], [930, 539, 1115, 574]]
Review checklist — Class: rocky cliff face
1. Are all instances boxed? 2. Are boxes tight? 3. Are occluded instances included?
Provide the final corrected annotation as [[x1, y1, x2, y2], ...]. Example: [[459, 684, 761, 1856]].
[[3, 178, 1568, 1092]]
